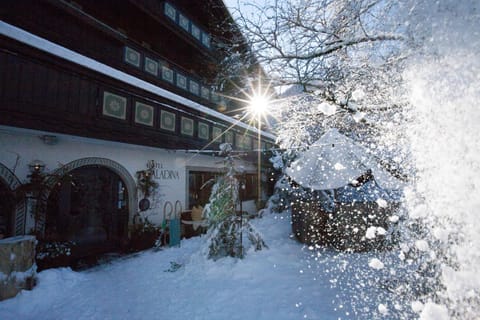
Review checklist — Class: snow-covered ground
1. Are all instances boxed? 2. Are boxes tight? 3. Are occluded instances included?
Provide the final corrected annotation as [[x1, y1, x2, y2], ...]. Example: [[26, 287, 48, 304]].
[[0, 211, 409, 320]]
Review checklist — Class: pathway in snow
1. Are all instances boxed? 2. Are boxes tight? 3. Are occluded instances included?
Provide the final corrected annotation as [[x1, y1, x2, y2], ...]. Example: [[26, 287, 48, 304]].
[[0, 212, 403, 320]]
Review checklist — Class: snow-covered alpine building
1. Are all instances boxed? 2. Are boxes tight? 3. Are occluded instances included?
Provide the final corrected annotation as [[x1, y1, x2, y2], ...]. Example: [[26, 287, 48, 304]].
[[0, 0, 276, 260]]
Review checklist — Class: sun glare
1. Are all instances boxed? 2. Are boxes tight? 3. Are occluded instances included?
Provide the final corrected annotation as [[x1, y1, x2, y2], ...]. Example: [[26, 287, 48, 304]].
[[248, 94, 271, 116]]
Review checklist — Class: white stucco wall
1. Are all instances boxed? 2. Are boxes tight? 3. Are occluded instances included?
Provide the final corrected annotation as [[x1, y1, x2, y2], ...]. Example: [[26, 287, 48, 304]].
[[0, 126, 257, 230]]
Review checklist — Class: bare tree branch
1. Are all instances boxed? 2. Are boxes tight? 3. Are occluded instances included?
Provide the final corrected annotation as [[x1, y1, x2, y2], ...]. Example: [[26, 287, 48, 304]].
[[268, 34, 404, 61]]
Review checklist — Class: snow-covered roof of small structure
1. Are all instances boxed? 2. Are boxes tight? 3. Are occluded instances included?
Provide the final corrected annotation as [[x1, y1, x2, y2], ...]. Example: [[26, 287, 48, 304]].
[[285, 128, 404, 191]]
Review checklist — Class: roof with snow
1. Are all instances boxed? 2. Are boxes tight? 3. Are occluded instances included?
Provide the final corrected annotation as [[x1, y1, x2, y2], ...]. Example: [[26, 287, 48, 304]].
[[285, 128, 404, 191], [0, 21, 276, 141]]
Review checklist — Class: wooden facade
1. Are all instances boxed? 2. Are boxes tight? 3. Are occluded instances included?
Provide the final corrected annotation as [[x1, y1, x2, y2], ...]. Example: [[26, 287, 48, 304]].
[[0, 0, 273, 151], [0, 0, 276, 265]]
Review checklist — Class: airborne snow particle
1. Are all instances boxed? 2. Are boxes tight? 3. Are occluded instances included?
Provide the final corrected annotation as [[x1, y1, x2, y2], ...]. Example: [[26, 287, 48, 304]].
[[410, 204, 428, 219], [433, 227, 449, 242], [388, 215, 399, 223], [376, 227, 386, 235], [365, 226, 377, 239], [368, 258, 384, 270], [334, 162, 345, 170], [317, 102, 337, 115], [376, 198, 388, 208], [351, 88, 365, 101], [415, 240, 430, 252], [352, 111, 366, 123], [365, 226, 386, 239], [378, 303, 388, 315], [419, 302, 449, 320], [411, 300, 424, 313], [400, 243, 410, 253]]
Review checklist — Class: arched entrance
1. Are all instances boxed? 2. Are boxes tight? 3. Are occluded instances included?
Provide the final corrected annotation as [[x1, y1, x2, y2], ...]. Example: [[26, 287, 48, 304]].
[[0, 182, 14, 239], [0, 163, 25, 238], [45, 165, 129, 247], [34, 158, 136, 267]]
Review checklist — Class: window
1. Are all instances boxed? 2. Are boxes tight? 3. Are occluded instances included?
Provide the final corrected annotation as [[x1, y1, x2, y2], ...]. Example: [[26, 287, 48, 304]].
[[243, 135, 252, 150], [252, 138, 258, 150], [164, 2, 211, 50], [188, 171, 221, 207], [135, 102, 154, 126], [181, 117, 194, 136], [164, 2, 177, 21], [198, 122, 209, 140], [161, 66, 174, 83], [189, 80, 200, 96], [160, 110, 176, 132], [225, 131, 234, 145], [124, 47, 141, 68], [211, 92, 220, 103], [212, 127, 222, 142], [178, 14, 190, 32], [103, 91, 127, 120], [191, 23, 201, 40], [236, 134, 252, 150], [144, 57, 158, 76], [201, 32, 211, 48], [176, 73, 187, 90], [201, 86, 210, 100]]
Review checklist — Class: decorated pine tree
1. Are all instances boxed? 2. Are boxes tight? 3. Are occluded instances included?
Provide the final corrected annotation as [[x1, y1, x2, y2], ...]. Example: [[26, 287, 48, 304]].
[[204, 143, 266, 260]]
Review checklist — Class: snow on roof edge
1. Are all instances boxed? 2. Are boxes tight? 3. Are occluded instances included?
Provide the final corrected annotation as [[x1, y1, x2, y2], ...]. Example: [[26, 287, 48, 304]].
[[0, 21, 276, 141], [285, 128, 405, 191]]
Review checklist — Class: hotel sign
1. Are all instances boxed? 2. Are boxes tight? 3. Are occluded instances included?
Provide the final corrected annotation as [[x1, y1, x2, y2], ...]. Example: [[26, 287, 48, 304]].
[[146, 160, 180, 180]]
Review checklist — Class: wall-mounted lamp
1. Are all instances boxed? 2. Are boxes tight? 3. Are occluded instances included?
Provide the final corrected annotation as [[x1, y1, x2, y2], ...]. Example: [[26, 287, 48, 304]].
[[28, 159, 45, 174], [27, 159, 46, 188]]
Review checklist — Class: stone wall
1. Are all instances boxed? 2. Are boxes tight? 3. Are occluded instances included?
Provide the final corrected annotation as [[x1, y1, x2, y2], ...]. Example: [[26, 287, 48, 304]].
[[0, 235, 36, 301]]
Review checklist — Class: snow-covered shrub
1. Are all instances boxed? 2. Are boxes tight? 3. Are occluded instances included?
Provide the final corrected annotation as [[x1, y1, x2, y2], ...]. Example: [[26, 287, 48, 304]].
[[203, 172, 238, 224], [207, 215, 266, 261], [204, 143, 267, 260]]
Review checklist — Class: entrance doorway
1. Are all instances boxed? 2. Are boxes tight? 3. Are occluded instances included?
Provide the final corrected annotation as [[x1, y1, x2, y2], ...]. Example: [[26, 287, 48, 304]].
[[45, 165, 128, 248], [188, 171, 220, 209], [0, 182, 14, 239], [188, 171, 260, 209]]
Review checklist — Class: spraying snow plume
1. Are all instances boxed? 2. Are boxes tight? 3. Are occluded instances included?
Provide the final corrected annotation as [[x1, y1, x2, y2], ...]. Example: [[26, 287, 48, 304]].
[[402, 0, 480, 317]]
